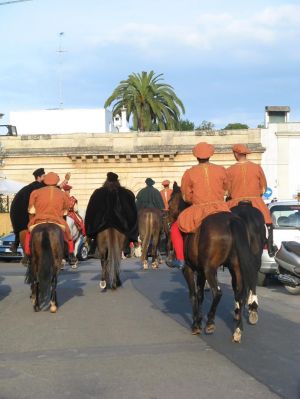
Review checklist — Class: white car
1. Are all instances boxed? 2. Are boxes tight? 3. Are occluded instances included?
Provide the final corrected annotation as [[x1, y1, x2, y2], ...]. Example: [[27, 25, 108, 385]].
[[259, 200, 300, 286]]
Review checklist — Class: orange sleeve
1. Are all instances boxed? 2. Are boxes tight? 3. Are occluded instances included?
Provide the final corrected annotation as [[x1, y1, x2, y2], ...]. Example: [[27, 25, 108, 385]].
[[181, 170, 193, 203], [258, 165, 267, 195], [28, 190, 37, 214]]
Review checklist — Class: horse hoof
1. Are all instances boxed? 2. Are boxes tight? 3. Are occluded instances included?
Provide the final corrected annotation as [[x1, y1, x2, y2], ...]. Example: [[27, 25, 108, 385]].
[[143, 261, 149, 270], [191, 326, 202, 335], [233, 311, 241, 321], [50, 305, 57, 313], [151, 262, 159, 269], [71, 263, 78, 270], [205, 323, 215, 335], [99, 280, 107, 290], [232, 328, 242, 343], [33, 305, 40, 312], [248, 310, 258, 325]]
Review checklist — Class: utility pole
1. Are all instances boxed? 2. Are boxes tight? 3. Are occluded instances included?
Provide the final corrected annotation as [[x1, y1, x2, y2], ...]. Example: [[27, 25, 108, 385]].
[[57, 32, 66, 109]]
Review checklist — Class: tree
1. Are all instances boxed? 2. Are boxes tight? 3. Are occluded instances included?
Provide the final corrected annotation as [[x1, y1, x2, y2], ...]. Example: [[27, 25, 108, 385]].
[[223, 123, 249, 130], [177, 119, 195, 131], [195, 120, 215, 131], [104, 71, 185, 132]]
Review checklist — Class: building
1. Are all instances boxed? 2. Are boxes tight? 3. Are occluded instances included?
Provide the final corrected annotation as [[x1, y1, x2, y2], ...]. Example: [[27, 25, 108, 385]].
[[9, 108, 119, 135]]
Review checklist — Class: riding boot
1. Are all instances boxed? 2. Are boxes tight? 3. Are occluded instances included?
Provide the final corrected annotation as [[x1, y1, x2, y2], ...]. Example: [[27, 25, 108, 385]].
[[21, 231, 31, 266], [166, 221, 185, 269], [266, 224, 278, 257], [68, 240, 77, 265]]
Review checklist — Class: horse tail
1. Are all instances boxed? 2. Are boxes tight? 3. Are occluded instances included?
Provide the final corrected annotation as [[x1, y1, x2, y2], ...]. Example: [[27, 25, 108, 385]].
[[107, 228, 122, 288], [142, 212, 152, 258], [230, 217, 256, 302], [38, 228, 53, 302]]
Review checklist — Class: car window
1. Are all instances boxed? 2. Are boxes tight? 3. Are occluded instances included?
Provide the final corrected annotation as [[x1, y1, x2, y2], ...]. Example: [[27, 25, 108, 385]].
[[271, 204, 300, 228]]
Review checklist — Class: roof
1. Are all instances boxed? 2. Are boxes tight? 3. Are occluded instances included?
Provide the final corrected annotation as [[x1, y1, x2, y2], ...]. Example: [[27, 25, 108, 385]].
[[265, 106, 290, 112]]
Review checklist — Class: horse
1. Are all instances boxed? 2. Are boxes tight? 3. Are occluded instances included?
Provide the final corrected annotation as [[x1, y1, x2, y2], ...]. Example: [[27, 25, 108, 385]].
[[25, 223, 64, 313], [168, 191, 256, 343], [138, 208, 162, 270], [230, 201, 266, 324], [96, 228, 126, 291]]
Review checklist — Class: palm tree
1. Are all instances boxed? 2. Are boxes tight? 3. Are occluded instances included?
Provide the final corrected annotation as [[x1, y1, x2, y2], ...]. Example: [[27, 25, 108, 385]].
[[104, 71, 185, 131]]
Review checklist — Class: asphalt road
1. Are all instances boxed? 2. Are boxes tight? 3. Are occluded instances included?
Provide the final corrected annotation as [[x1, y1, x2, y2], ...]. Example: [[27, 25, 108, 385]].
[[0, 257, 299, 399]]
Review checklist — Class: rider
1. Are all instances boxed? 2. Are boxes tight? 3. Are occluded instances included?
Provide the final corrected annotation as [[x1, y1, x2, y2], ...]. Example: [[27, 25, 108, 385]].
[[226, 143, 277, 257], [10, 168, 46, 255], [24, 172, 77, 265], [160, 180, 173, 211], [136, 178, 164, 211], [85, 172, 139, 245], [167, 142, 229, 269], [62, 183, 86, 236]]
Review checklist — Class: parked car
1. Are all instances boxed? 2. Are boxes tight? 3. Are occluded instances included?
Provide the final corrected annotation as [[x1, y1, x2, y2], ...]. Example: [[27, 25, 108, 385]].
[[259, 200, 300, 286], [0, 232, 23, 261], [0, 232, 89, 262]]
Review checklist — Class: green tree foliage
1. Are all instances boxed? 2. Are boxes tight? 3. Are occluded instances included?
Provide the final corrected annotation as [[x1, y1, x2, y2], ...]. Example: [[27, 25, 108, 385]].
[[195, 120, 215, 131], [104, 71, 185, 132], [224, 123, 249, 130], [0, 195, 8, 213], [178, 119, 195, 131]]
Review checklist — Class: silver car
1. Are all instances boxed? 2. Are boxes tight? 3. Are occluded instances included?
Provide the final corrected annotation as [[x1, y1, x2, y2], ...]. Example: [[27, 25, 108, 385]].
[[259, 200, 300, 286]]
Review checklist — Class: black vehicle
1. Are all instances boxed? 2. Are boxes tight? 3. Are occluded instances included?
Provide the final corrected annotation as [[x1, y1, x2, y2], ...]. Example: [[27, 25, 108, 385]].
[[275, 241, 300, 295]]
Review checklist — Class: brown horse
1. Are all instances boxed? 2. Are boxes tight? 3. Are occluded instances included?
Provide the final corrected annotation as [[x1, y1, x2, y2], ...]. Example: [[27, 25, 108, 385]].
[[25, 223, 64, 313], [138, 208, 162, 270], [96, 228, 126, 290], [168, 191, 256, 343]]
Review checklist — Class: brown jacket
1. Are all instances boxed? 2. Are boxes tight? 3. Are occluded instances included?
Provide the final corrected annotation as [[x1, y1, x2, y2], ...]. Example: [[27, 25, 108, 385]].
[[177, 163, 230, 233], [226, 161, 272, 224], [28, 186, 72, 240], [160, 188, 173, 211]]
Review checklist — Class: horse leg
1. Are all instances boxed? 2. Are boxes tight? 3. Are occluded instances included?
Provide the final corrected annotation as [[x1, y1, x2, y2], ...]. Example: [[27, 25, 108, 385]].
[[227, 265, 240, 321], [247, 257, 259, 325], [50, 274, 58, 313], [205, 268, 222, 335], [183, 266, 202, 335], [151, 234, 160, 269], [231, 265, 244, 343], [99, 257, 108, 290], [33, 281, 40, 312]]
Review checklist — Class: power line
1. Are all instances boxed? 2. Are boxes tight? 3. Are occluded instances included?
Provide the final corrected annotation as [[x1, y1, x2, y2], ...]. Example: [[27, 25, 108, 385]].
[[0, 0, 32, 5]]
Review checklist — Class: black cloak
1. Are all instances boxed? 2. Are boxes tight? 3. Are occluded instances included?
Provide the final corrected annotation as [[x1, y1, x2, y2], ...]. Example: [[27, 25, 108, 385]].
[[10, 181, 45, 233], [85, 186, 138, 241]]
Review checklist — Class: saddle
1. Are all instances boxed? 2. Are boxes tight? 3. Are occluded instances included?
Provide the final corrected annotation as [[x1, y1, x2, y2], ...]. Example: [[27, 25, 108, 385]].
[[29, 221, 66, 232]]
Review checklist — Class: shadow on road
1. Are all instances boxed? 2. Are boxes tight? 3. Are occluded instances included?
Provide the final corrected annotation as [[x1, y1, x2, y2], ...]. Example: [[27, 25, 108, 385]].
[[0, 276, 11, 301], [57, 269, 85, 307]]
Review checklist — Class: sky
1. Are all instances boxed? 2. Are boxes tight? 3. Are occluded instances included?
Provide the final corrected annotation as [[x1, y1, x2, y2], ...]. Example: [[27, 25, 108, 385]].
[[0, 0, 300, 129]]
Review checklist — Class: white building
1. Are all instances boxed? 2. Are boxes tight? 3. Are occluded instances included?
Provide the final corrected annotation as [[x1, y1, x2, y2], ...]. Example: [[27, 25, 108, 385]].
[[261, 106, 300, 201], [9, 108, 122, 135]]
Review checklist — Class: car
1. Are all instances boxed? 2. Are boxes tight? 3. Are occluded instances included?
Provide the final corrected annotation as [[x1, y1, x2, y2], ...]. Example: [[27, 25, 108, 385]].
[[259, 200, 300, 286], [0, 232, 89, 262], [0, 232, 23, 261]]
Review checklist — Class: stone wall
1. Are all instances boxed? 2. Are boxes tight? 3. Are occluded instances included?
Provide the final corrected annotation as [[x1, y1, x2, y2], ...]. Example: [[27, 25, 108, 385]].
[[0, 129, 263, 215]]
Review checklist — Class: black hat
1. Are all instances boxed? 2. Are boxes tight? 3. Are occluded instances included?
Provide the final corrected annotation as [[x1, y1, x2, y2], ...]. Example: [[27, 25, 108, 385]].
[[145, 178, 155, 186], [107, 172, 119, 182], [33, 168, 45, 178]]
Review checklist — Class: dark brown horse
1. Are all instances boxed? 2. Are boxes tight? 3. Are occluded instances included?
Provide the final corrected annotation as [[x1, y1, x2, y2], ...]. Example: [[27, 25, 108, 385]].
[[230, 201, 266, 324], [138, 208, 162, 270], [96, 228, 126, 290], [168, 192, 256, 343], [25, 223, 64, 313]]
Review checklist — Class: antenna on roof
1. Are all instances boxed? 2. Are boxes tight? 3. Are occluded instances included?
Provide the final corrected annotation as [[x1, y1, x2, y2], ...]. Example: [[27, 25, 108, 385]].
[[57, 32, 66, 109]]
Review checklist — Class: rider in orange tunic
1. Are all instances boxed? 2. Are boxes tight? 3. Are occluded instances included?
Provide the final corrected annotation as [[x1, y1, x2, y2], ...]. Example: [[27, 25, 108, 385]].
[[226, 143, 276, 256], [167, 142, 230, 269], [160, 180, 173, 211], [25, 172, 77, 265]]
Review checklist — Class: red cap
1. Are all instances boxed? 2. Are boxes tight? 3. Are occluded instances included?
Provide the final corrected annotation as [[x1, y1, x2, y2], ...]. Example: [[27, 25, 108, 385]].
[[162, 180, 170, 186], [44, 172, 60, 186], [192, 142, 214, 159], [232, 144, 251, 155]]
